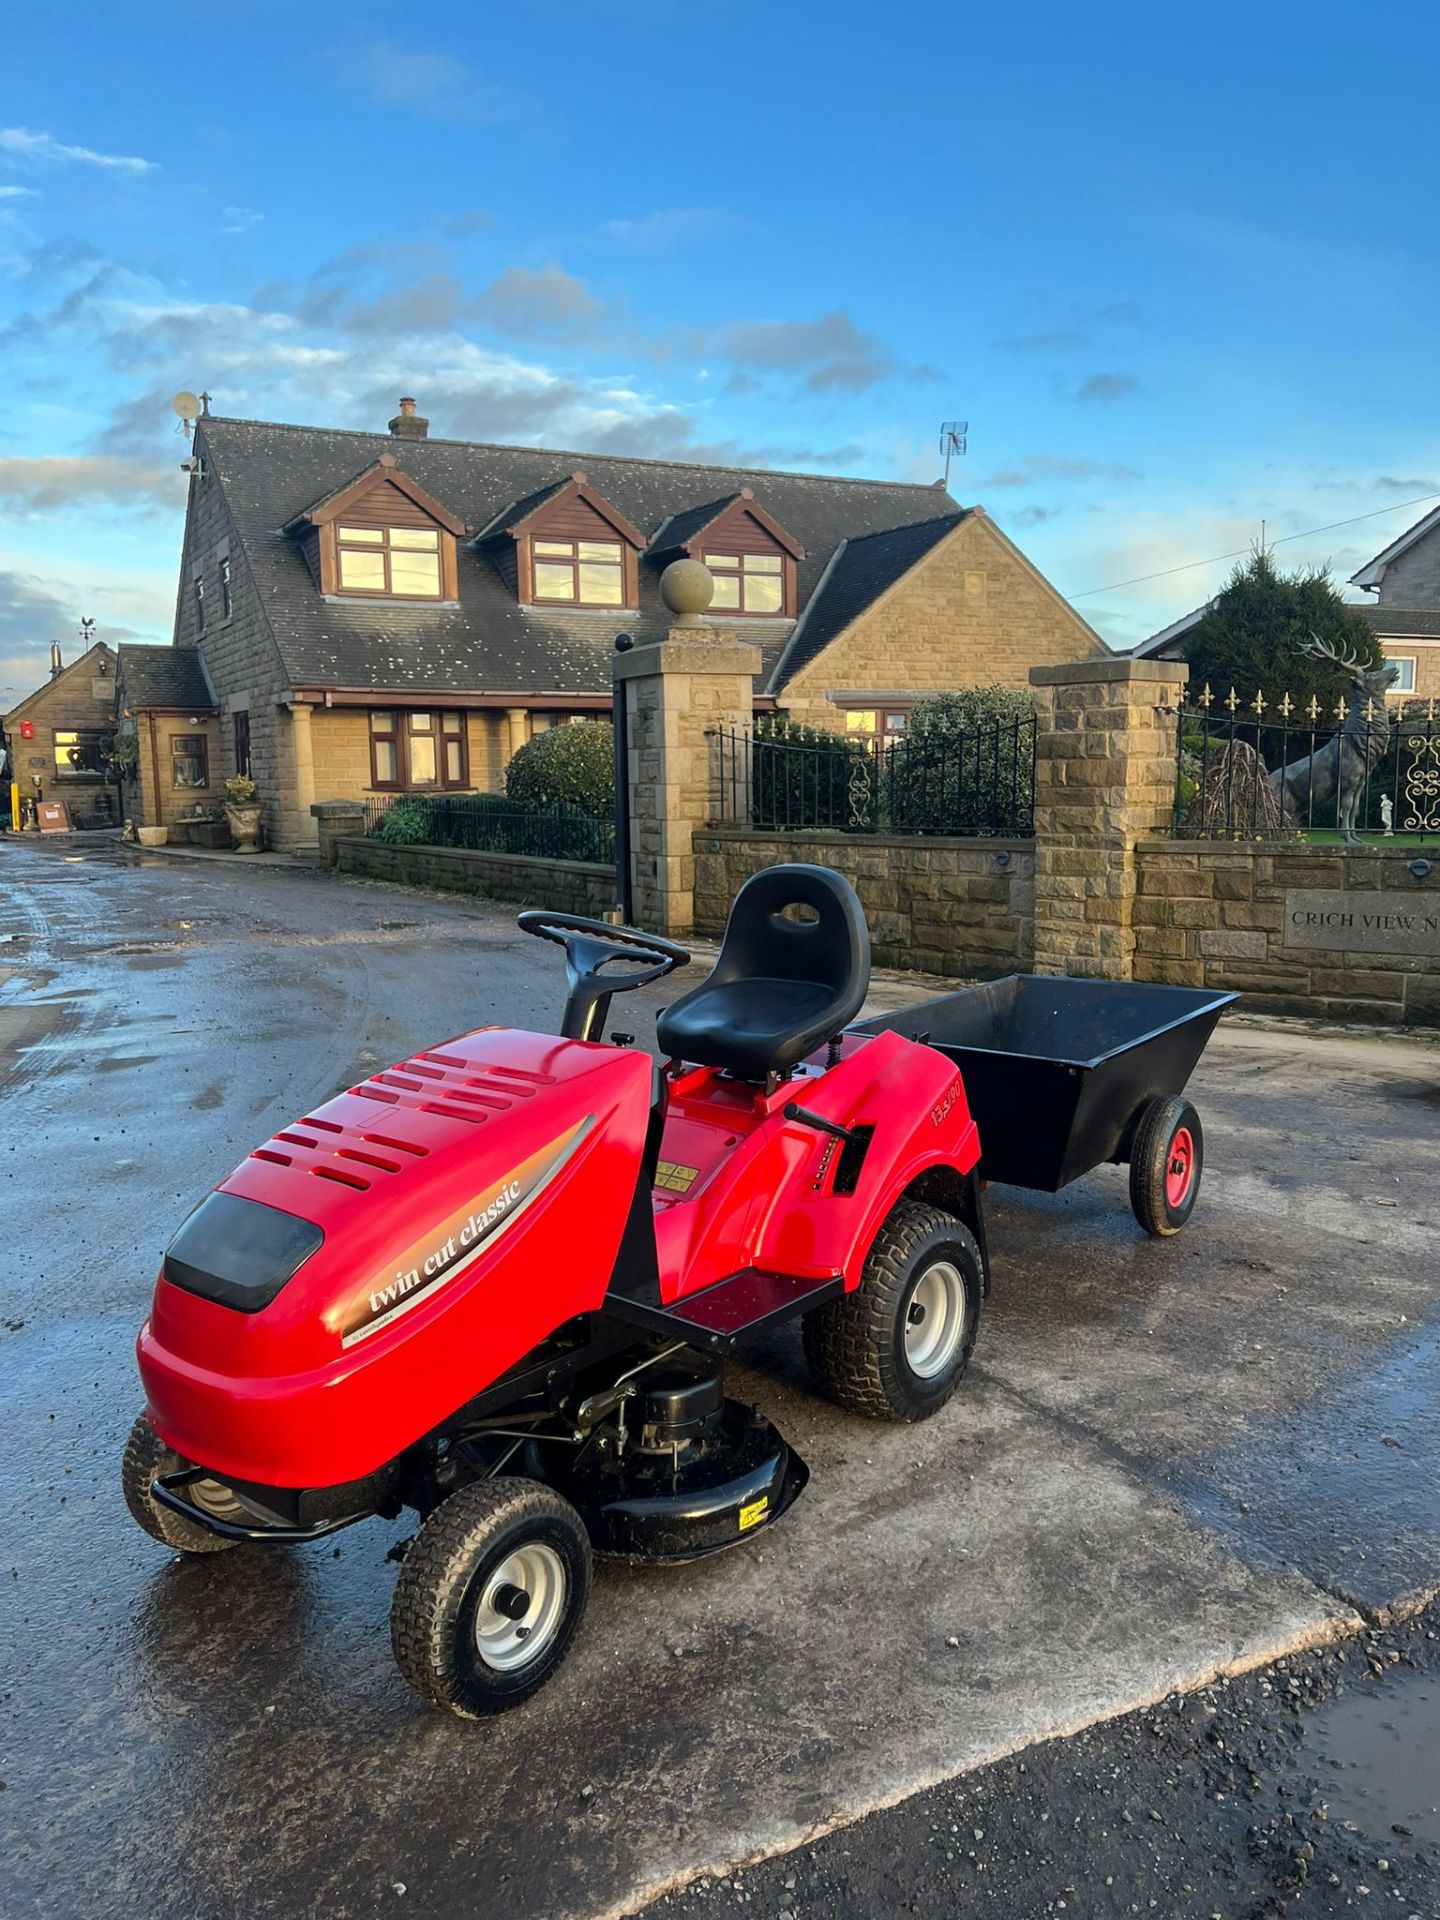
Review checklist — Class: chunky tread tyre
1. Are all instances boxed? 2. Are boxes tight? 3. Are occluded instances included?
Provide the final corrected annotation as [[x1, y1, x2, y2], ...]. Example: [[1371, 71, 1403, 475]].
[[121, 1414, 239, 1554], [390, 1477, 591, 1719], [803, 1201, 982, 1423], [1128, 1095, 1203, 1237]]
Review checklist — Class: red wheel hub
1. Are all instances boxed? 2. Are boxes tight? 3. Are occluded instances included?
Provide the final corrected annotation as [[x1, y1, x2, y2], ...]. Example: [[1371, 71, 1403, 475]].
[[1166, 1127, 1195, 1210]]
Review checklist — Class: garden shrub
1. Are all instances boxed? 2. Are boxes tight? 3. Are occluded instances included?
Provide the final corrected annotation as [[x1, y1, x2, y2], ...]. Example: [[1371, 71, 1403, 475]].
[[885, 687, 1037, 835], [505, 721, 614, 819], [752, 715, 874, 830]]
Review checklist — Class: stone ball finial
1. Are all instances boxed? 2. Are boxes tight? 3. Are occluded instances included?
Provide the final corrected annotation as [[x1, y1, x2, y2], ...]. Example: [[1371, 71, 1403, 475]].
[[660, 558, 714, 617]]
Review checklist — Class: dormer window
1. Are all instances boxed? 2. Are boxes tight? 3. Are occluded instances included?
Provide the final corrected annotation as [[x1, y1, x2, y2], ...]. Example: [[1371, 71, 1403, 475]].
[[338, 524, 442, 598], [532, 537, 626, 607], [475, 472, 645, 612], [704, 550, 784, 615], [283, 452, 466, 603], [646, 487, 804, 619]]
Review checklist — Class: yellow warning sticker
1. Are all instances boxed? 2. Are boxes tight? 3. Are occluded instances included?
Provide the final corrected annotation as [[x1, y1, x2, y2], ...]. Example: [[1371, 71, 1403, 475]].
[[738, 1495, 769, 1532], [654, 1160, 700, 1194]]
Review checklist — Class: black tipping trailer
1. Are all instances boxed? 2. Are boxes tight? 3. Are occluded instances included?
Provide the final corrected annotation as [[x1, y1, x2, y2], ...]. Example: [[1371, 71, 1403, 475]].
[[853, 976, 1237, 1236]]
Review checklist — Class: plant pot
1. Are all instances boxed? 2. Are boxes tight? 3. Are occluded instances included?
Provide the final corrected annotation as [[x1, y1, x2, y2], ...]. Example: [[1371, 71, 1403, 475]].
[[225, 802, 264, 854], [136, 825, 168, 848], [192, 820, 231, 849], [168, 821, 193, 846]]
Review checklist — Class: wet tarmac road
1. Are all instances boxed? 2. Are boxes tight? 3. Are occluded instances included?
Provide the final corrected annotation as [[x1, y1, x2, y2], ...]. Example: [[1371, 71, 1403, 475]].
[[2, 841, 1439, 1920]]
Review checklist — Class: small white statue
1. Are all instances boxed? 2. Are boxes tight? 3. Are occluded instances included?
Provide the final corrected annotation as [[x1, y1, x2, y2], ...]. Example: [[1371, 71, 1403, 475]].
[[1380, 794, 1394, 837]]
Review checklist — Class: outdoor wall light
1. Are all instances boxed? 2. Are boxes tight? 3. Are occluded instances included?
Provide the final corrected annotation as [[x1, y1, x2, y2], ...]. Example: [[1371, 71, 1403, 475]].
[[1409, 858, 1431, 879], [994, 850, 1012, 868]]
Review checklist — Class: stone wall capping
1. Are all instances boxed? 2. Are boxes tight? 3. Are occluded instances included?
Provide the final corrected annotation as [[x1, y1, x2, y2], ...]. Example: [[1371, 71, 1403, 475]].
[[1028, 658, 1189, 688]]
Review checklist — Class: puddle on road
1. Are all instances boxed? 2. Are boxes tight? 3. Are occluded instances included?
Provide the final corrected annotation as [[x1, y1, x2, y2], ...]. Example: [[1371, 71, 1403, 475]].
[[1300, 1667, 1440, 1846], [1170, 1320, 1440, 1613]]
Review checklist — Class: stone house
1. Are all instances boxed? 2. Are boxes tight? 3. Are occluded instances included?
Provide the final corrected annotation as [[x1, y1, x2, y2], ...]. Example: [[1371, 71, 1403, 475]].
[[157, 398, 1105, 849], [1348, 505, 1440, 703], [1135, 507, 1440, 704], [1, 639, 120, 828], [112, 645, 222, 832]]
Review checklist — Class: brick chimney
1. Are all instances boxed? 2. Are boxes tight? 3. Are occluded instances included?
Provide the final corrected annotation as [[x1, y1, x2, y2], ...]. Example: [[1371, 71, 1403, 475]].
[[388, 395, 429, 440]]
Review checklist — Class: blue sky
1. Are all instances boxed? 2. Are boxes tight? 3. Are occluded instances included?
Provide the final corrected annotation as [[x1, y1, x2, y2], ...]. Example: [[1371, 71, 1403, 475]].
[[2, 0, 1438, 702]]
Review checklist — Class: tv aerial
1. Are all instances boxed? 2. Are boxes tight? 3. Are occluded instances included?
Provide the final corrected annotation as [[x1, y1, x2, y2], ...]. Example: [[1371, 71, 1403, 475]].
[[939, 420, 969, 491]]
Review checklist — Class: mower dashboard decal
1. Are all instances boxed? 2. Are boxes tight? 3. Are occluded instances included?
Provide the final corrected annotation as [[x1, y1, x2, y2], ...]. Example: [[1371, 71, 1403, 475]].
[[163, 1191, 325, 1314], [653, 1160, 700, 1195], [336, 1115, 596, 1349]]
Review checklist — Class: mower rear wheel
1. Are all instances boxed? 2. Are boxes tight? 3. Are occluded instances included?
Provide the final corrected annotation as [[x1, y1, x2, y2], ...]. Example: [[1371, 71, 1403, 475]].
[[803, 1201, 982, 1422], [121, 1414, 241, 1554], [1128, 1095, 1204, 1237], [390, 1477, 591, 1719]]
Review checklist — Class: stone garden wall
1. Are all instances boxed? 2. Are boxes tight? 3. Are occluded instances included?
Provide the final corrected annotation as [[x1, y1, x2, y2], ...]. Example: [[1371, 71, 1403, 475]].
[[693, 829, 1034, 977], [332, 836, 614, 917], [1132, 840, 1440, 1024]]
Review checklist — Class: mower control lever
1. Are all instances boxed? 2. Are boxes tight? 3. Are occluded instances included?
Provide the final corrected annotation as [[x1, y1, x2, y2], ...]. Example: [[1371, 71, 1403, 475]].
[[517, 909, 691, 1044], [783, 1102, 862, 1146]]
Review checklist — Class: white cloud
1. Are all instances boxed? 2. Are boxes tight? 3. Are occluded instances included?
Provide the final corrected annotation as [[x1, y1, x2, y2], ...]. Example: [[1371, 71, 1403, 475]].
[[0, 454, 185, 513], [0, 127, 155, 174], [0, 184, 39, 201], [603, 207, 742, 249], [326, 41, 522, 121]]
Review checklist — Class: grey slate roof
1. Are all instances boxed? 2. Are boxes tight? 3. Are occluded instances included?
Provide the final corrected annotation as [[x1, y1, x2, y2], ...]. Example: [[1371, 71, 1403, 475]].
[[197, 417, 962, 696], [1355, 605, 1440, 639], [766, 512, 966, 691], [117, 643, 214, 710], [646, 494, 744, 555]]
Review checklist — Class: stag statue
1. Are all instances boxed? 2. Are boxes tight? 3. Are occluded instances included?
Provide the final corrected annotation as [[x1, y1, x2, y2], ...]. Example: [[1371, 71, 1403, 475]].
[[1269, 632, 1399, 842]]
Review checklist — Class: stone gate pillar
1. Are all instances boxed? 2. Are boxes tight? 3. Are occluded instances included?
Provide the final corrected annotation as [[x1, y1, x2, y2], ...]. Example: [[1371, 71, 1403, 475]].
[[1029, 658, 1187, 979], [615, 631, 761, 937]]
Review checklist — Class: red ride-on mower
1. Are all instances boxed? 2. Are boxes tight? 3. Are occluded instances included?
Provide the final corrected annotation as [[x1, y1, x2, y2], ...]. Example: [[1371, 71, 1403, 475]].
[[124, 865, 988, 1717]]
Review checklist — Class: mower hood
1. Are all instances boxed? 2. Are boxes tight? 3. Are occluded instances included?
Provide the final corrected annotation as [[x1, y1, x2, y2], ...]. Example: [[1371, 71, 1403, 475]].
[[138, 1026, 655, 1487]]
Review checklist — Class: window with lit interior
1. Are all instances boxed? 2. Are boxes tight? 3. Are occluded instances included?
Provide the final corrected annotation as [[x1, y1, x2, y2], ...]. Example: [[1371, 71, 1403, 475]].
[[53, 729, 106, 776], [529, 538, 625, 607], [704, 550, 784, 615], [337, 525, 443, 598]]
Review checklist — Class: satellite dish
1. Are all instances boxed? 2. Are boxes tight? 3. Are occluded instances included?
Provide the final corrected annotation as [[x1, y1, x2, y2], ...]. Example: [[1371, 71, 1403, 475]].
[[172, 391, 200, 418]]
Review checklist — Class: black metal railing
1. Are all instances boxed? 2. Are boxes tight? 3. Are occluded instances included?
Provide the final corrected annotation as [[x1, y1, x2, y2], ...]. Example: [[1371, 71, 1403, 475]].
[[1174, 687, 1440, 840], [362, 793, 615, 864], [709, 717, 1037, 837]]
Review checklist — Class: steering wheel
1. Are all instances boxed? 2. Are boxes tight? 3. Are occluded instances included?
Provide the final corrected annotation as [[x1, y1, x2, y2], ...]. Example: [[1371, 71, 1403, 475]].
[[518, 911, 691, 1043]]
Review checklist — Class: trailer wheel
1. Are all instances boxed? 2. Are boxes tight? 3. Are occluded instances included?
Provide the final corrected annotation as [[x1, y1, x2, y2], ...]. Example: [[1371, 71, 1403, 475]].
[[390, 1477, 591, 1719], [121, 1413, 241, 1554], [1128, 1095, 1204, 1236], [803, 1202, 982, 1422]]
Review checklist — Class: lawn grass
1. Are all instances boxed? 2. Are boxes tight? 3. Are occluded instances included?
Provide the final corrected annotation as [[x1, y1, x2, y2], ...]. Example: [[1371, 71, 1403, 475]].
[[1298, 829, 1440, 846]]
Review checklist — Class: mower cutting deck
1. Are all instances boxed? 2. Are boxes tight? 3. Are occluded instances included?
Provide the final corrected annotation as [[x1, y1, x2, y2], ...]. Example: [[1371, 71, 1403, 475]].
[[124, 865, 990, 1718]]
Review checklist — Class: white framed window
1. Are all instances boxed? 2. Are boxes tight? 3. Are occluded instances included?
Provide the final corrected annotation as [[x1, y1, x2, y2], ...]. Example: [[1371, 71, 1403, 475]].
[[337, 525, 442, 598], [703, 550, 784, 615], [1385, 654, 1417, 692]]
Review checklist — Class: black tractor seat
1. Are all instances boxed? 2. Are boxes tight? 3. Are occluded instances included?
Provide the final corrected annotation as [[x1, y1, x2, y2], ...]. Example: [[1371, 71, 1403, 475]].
[[657, 864, 871, 1079]]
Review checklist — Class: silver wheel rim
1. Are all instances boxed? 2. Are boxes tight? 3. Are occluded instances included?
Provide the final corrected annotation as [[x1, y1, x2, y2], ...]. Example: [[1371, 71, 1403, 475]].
[[903, 1260, 968, 1380], [474, 1543, 567, 1673]]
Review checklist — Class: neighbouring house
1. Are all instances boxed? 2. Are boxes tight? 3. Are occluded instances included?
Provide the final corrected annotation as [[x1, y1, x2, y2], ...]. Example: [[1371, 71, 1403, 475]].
[[1348, 504, 1440, 703], [157, 398, 1106, 849], [112, 644, 222, 832], [1, 639, 121, 828], [1133, 508, 1440, 704]]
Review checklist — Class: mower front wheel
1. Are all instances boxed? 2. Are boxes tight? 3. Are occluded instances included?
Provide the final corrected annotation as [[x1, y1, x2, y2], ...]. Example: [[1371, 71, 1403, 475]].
[[804, 1201, 982, 1422], [1128, 1095, 1203, 1237], [390, 1477, 592, 1719], [121, 1414, 242, 1554]]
